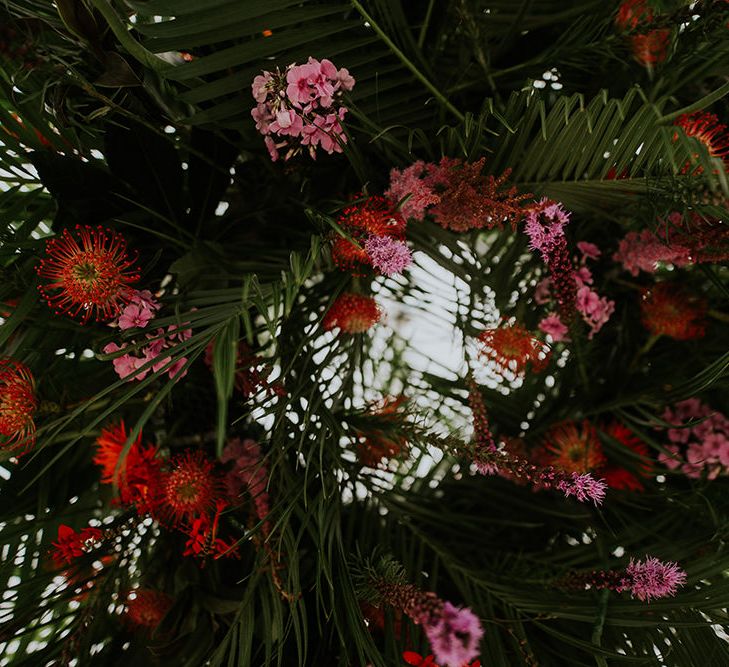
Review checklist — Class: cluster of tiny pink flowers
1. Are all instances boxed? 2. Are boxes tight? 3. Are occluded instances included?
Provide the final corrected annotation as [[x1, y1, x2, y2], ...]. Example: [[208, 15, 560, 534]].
[[529, 211, 614, 340], [363, 234, 412, 276], [613, 227, 692, 275], [103, 290, 190, 382], [251, 57, 354, 161], [560, 555, 687, 603], [658, 398, 729, 479]]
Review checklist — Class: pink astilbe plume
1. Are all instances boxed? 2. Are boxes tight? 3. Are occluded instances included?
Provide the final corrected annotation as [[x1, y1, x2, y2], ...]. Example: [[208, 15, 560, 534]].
[[386, 161, 441, 221], [613, 229, 692, 275], [364, 234, 412, 276], [622, 556, 687, 602]]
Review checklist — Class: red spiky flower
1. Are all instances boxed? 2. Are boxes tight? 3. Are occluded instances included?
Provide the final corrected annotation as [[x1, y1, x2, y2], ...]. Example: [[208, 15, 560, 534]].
[[674, 111, 729, 165], [355, 397, 410, 467], [615, 0, 653, 31], [478, 324, 550, 376], [160, 450, 221, 526], [640, 283, 707, 341], [94, 421, 162, 513], [124, 589, 173, 631], [599, 422, 652, 491], [323, 293, 382, 333], [37, 225, 140, 323], [0, 357, 37, 453], [51, 524, 103, 568], [332, 196, 406, 273], [543, 420, 606, 474], [630, 29, 670, 67]]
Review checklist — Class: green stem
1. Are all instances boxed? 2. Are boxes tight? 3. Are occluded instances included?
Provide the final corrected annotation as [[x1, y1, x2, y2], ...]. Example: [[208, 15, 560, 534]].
[[708, 309, 729, 324], [350, 0, 464, 122], [660, 80, 729, 123], [591, 588, 610, 667], [87, 0, 172, 74], [418, 0, 436, 49], [630, 334, 660, 372]]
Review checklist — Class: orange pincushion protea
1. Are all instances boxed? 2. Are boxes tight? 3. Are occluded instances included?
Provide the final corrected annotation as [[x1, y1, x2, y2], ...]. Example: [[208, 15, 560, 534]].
[[36, 225, 140, 323], [323, 293, 382, 333], [674, 111, 729, 166], [124, 589, 173, 631], [0, 357, 37, 453], [640, 283, 707, 341], [161, 450, 222, 526], [478, 324, 550, 376], [543, 420, 606, 474]]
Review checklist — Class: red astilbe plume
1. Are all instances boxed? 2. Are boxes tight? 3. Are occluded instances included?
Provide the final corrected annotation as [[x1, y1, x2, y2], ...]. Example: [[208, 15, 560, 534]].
[[323, 293, 382, 333], [478, 323, 550, 377], [93, 421, 162, 513], [36, 225, 140, 323], [426, 158, 529, 232], [123, 589, 173, 631], [159, 450, 223, 526], [640, 283, 707, 341], [599, 422, 652, 491], [51, 524, 103, 568], [542, 420, 606, 474], [0, 357, 38, 453], [331, 195, 407, 274], [674, 111, 729, 166]]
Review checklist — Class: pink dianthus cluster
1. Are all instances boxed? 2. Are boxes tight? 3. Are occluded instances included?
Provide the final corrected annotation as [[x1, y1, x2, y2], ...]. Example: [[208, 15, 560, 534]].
[[658, 398, 729, 479], [103, 290, 190, 382], [251, 57, 354, 161]]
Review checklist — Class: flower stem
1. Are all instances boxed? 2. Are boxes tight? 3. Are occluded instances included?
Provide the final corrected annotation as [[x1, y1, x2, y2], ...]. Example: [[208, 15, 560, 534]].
[[350, 0, 464, 123], [660, 80, 729, 124]]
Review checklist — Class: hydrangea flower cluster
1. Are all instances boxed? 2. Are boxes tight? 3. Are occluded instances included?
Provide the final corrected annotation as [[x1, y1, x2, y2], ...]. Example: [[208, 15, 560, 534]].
[[658, 398, 729, 479], [103, 290, 190, 382], [251, 57, 355, 161], [386, 157, 529, 232], [527, 203, 614, 340]]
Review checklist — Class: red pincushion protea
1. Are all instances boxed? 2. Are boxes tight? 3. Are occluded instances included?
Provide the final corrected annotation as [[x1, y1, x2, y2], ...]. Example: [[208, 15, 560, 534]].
[[124, 589, 173, 630], [543, 420, 606, 474], [674, 111, 729, 165], [630, 29, 670, 67], [93, 421, 162, 512], [615, 0, 653, 31], [478, 324, 550, 376], [600, 422, 652, 491], [640, 283, 707, 341], [37, 225, 140, 323], [332, 196, 406, 273], [0, 357, 37, 453], [323, 293, 382, 333], [161, 450, 221, 526], [51, 524, 103, 567]]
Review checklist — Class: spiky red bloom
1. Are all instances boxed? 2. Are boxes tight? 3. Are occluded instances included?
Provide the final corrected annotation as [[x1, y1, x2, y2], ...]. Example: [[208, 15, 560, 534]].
[[51, 524, 103, 567], [543, 420, 606, 474], [356, 396, 410, 466], [478, 324, 550, 376], [600, 422, 652, 491], [332, 196, 406, 273], [674, 111, 729, 164], [124, 589, 173, 630], [0, 357, 37, 453], [37, 225, 140, 323], [161, 450, 221, 525], [323, 293, 382, 333], [94, 421, 162, 513], [640, 283, 707, 341], [615, 0, 653, 31], [630, 30, 670, 67]]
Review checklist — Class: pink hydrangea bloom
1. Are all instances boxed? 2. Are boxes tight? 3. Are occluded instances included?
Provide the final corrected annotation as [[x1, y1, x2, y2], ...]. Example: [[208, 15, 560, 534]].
[[118, 303, 155, 330], [424, 602, 483, 667], [364, 235, 412, 275], [251, 72, 272, 103], [538, 313, 570, 342], [623, 556, 687, 602], [576, 286, 614, 338]]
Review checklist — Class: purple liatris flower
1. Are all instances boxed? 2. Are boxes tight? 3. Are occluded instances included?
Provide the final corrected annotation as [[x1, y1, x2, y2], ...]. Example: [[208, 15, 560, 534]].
[[556, 471, 607, 505], [364, 235, 412, 276], [623, 556, 687, 602], [424, 602, 483, 667]]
